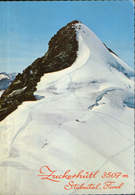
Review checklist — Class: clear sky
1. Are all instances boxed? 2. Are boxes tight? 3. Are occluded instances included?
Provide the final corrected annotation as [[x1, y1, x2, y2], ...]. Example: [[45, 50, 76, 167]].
[[0, 0, 134, 73]]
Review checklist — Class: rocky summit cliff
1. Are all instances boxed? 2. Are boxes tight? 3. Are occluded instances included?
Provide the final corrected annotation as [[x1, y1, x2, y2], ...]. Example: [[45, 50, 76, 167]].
[[0, 20, 79, 121]]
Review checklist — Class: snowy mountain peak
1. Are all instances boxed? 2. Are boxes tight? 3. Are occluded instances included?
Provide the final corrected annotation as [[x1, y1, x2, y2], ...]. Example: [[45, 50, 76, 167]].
[[0, 21, 134, 121], [0, 21, 134, 194]]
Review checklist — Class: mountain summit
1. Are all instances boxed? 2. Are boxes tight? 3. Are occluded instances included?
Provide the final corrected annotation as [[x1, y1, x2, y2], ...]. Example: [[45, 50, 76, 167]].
[[0, 21, 134, 194], [0, 20, 134, 121]]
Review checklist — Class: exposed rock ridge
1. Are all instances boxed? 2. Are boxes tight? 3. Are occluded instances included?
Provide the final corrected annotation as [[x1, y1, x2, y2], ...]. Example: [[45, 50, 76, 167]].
[[0, 20, 79, 121]]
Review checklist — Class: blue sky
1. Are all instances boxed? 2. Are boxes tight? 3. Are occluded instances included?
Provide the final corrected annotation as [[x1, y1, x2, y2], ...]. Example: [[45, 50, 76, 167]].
[[0, 1, 134, 73]]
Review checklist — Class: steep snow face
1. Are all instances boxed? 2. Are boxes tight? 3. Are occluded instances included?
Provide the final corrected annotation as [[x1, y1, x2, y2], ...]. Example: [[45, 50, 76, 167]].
[[0, 22, 134, 195]]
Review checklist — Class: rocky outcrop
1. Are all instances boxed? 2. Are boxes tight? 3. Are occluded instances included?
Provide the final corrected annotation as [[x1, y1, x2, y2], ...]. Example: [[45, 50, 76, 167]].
[[0, 20, 79, 121]]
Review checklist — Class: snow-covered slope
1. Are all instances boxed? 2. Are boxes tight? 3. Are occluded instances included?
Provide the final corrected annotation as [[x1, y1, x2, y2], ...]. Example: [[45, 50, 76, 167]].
[[0, 22, 134, 195]]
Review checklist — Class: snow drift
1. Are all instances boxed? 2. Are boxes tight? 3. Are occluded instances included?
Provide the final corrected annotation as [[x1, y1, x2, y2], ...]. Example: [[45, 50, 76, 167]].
[[0, 21, 134, 195]]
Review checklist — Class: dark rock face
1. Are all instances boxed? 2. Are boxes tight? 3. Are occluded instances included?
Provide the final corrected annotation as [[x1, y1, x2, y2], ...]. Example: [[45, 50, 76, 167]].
[[0, 20, 79, 121]]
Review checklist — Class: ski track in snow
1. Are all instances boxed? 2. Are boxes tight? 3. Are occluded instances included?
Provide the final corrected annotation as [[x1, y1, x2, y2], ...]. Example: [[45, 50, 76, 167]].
[[93, 110, 134, 128], [10, 112, 32, 146], [93, 110, 132, 142]]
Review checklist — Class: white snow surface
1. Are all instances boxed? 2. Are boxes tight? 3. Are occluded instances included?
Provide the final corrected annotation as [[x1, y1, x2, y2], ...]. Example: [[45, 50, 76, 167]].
[[0, 23, 134, 195]]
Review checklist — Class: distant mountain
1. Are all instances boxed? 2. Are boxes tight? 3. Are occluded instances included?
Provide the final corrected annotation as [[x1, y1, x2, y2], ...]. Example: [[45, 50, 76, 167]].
[[0, 72, 16, 91]]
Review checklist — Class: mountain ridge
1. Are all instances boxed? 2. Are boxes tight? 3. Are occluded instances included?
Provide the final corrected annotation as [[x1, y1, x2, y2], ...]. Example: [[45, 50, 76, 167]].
[[0, 20, 79, 121]]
